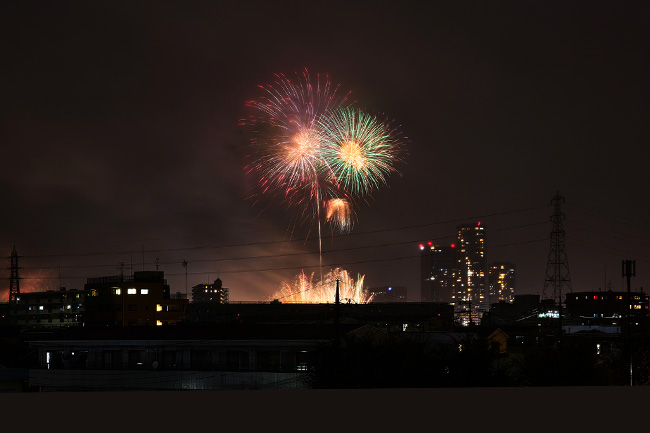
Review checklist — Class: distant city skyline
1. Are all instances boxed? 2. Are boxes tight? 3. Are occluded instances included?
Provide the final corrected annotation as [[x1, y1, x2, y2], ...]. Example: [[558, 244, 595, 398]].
[[1, 2, 648, 303]]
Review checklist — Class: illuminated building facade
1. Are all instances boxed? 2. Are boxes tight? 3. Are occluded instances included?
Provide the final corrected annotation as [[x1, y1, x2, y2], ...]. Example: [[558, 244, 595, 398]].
[[10, 287, 88, 328], [488, 262, 516, 304], [83, 271, 188, 326], [564, 290, 649, 324], [455, 223, 487, 325], [192, 278, 229, 304], [420, 242, 459, 303]]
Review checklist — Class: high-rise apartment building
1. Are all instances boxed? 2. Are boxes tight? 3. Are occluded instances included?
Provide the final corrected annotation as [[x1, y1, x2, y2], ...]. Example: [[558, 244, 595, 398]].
[[420, 242, 459, 303], [455, 222, 487, 325], [420, 222, 515, 325], [488, 262, 516, 304]]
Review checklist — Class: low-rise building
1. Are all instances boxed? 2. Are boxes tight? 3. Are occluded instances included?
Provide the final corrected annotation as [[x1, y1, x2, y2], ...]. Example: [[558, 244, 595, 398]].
[[83, 271, 188, 326], [564, 290, 649, 327], [24, 323, 357, 391], [192, 278, 228, 304], [10, 288, 88, 328]]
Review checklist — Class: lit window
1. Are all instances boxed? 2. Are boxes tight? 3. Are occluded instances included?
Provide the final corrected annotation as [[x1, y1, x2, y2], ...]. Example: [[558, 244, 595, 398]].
[[115, 289, 121, 295], [156, 304, 162, 312], [67, 305, 71, 310], [141, 289, 149, 295], [156, 320, 163, 326], [39, 306, 44, 311], [127, 288, 137, 295]]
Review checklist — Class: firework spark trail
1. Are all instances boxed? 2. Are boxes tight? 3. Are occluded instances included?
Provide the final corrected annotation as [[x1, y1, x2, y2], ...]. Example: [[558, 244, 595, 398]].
[[244, 69, 353, 282], [270, 267, 373, 304]]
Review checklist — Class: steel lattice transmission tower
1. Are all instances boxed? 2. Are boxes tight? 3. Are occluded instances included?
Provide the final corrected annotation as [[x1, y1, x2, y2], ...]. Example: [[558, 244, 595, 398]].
[[543, 191, 572, 304], [8, 245, 21, 304]]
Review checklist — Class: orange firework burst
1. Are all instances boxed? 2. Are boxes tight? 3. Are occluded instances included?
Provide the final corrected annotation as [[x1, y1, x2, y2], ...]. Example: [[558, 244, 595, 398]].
[[325, 198, 353, 232]]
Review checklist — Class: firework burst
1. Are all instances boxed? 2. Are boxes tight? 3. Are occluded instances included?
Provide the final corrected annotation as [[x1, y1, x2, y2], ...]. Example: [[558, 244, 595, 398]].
[[242, 70, 406, 288], [270, 267, 373, 304], [243, 69, 352, 212], [318, 107, 404, 197], [325, 198, 354, 232]]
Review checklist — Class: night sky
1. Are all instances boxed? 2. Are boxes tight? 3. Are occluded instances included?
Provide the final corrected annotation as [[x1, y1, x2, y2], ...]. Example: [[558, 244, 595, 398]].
[[1, 1, 649, 303]]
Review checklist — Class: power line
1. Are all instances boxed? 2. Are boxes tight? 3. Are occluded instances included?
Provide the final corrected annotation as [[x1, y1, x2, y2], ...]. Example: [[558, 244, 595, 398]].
[[565, 220, 650, 248], [564, 203, 650, 232], [14, 236, 550, 282], [566, 237, 650, 261], [17, 204, 551, 260], [17, 221, 552, 273]]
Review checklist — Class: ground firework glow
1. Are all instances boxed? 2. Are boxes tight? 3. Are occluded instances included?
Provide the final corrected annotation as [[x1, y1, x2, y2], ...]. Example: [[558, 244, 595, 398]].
[[270, 268, 373, 304]]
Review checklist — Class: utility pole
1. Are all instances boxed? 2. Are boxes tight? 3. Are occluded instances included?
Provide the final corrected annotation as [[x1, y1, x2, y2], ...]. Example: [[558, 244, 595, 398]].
[[335, 278, 340, 338], [623, 259, 635, 386], [182, 260, 188, 299], [118, 262, 125, 326], [334, 278, 341, 386]]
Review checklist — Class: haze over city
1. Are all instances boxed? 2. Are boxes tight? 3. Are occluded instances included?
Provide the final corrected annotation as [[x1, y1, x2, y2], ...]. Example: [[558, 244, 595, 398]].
[[1, 1, 649, 303]]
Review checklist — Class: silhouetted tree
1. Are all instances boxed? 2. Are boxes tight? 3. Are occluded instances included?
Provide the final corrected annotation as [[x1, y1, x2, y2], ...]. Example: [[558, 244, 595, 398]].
[[306, 332, 452, 389], [306, 331, 516, 389], [511, 344, 604, 386]]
